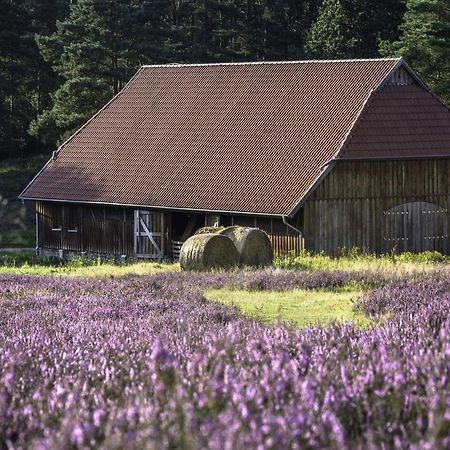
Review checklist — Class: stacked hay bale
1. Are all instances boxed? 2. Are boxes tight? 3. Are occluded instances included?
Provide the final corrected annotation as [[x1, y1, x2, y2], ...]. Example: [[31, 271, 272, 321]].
[[193, 226, 225, 235], [219, 226, 273, 267], [179, 233, 239, 271], [179, 226, 273, 270]]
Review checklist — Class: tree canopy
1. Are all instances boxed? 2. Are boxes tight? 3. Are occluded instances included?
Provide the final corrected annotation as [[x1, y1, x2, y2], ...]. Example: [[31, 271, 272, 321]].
[[382, 0, 450, 101], [0, 0, 447, 158]]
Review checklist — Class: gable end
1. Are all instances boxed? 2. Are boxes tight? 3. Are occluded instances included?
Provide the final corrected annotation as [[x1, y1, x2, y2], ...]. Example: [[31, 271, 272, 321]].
[[385, 65, 415, 86]]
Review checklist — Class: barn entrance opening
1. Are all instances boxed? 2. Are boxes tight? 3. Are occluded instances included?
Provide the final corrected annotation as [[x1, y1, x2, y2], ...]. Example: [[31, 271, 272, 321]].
[[170, 212, 204, 259], [134, 210, 164, 259], [383, 202, 448, 253]]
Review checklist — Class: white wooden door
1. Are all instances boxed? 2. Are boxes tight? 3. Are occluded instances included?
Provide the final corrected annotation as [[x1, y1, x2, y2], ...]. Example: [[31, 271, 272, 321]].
[[134, 210, 164, 259]]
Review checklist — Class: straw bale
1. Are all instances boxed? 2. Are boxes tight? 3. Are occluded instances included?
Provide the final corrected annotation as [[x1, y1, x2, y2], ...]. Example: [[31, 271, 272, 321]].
[[193, 226, 225, 235], [219, 226, 273, 267], [179, 233, 239, 271]]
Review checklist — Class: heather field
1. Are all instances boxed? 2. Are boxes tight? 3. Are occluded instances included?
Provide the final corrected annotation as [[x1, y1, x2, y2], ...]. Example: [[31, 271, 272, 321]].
[[1, 265, 450, 449]]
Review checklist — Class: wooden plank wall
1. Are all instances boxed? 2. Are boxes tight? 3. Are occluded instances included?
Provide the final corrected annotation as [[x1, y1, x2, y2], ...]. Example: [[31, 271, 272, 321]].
[[37, 203, 306, 258], [386, 65, 414, 85], [301, 159, 450, 255], [37, 203, 135, 256]]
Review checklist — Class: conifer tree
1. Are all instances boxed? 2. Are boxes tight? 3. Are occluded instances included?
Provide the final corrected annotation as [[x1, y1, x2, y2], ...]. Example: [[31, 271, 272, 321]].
[[31, 0, 172, 146], [0, 0, 70, 156], [170, 0, 247, 63], [305, 0, 354, 58], [305, 0, 406, 59], [383, 0, 450, 101], [0, 0, 37, 156]]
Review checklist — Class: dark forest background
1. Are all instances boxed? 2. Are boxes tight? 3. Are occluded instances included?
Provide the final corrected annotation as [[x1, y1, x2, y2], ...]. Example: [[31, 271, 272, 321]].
[[0, 0, 449, 159]]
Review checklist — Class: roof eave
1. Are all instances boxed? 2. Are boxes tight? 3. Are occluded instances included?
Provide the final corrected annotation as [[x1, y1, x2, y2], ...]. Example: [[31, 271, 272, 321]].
[[19, 196, 287, 217], [18, 154, 57, 201], [286, 161, 336, 218]]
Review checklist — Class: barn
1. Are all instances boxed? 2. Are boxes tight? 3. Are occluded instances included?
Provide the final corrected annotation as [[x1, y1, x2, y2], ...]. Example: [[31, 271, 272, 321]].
[[20, 58, 450, 259]]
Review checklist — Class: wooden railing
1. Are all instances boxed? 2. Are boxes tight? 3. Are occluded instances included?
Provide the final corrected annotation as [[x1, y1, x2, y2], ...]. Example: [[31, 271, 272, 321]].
[[172, 240, 184, 259], [171, 235, 303, 260], [269, 234, 303, 256]]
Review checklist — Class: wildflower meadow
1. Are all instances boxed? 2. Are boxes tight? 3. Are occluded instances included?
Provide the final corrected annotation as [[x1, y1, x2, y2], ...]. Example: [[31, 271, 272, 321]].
[[1, 268, 450, 448]]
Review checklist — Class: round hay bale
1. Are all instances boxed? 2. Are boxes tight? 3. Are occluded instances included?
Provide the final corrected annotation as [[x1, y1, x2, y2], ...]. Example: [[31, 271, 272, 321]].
[[179, 233, 239, 271], [219, 226, 273, 267], [193, 226, 225, 235]]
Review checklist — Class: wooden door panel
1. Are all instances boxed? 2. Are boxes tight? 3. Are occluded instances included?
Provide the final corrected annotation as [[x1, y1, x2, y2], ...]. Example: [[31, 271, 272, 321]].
[[384, 202, 448, 253], [134, 210, 164, 258]]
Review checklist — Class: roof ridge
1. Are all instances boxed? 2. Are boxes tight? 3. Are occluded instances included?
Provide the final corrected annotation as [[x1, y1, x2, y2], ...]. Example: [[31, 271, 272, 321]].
[[142, 58, 401, 69]]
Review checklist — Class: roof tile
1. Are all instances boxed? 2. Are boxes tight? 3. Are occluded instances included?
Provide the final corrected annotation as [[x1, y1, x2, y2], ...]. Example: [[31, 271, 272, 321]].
[[342, 85, 450, 159], [21, 59, 413, 215]]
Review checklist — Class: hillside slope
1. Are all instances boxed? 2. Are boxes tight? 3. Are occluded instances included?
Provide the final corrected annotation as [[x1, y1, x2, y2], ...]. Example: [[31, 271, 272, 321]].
[[0, 155, 48, 246]]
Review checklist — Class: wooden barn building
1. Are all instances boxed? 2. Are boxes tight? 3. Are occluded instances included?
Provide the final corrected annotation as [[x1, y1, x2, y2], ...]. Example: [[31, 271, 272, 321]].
[[20, 58, 450, 259]]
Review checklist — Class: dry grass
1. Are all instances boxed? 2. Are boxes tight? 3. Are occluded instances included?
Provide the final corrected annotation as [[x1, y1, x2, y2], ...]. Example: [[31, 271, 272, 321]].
[[0, 257, 179, 278]]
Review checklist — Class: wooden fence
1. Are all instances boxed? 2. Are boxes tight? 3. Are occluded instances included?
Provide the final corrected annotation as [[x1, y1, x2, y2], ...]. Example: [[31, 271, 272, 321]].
[[269, 234, 304, 256], [172, 241, 183, 259], [171, 235, 303, 260]]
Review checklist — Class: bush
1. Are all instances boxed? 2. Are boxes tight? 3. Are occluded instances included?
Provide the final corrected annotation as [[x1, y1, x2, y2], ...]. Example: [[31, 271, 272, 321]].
[[274, 249, 449, 270], [393, 250, 448, 264]]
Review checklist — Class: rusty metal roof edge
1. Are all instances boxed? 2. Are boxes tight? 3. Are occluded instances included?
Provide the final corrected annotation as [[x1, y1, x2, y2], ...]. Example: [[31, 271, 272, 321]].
[[141, 58, 400, 68], [286, 57, 412, 219], [18, 196, 287, 217]]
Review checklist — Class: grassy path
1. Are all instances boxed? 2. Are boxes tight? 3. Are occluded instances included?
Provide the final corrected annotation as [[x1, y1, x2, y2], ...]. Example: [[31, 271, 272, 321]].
[[205, 287, 369, 328]]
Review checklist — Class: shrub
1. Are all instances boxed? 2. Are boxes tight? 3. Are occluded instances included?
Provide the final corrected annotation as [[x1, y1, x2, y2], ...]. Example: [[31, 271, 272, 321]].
[[0, 252, 63, 267], [393, 250, 448, 264]]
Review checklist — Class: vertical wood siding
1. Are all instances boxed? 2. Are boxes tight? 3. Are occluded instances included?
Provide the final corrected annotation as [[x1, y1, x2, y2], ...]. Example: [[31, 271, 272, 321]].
[[302, 159, 450, 254], [269, 235, 304, 255], [36, 203, 135, 256], [386, 65, 414, 85]]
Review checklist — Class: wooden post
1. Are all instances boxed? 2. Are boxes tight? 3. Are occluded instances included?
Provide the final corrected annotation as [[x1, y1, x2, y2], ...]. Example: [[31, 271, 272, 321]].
[[133, 210, 138, 256], [35, 208, 39, 256], [161, 213, 165, 259]]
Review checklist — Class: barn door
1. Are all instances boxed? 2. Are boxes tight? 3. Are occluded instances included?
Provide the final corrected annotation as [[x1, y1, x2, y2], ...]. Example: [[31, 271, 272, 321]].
[[383, 202, 448, 253], [134, 210, 164, 259]]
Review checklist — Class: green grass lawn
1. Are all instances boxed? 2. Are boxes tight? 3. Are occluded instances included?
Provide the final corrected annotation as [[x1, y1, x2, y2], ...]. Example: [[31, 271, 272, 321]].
[[205, 287, 369, 328], [0, 253, 179, 277], [274, 250, 449, 276]]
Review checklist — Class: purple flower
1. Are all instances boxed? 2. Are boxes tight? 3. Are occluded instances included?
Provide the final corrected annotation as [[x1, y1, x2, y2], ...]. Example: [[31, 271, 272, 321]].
[[0, 271, 449, 448]]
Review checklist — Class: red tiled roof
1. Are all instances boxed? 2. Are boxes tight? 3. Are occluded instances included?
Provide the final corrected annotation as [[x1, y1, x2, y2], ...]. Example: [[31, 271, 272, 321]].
[[21, 58, 430, 215], [342, 84, 450, 159]]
